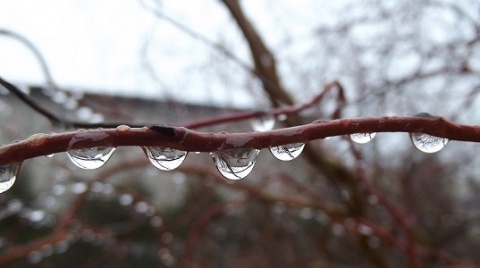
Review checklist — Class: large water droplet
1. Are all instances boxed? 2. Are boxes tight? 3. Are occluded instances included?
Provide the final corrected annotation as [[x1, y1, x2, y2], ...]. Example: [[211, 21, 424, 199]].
[[269, 143, 305, 161], [146, 146, 187, 171], [0, 164, 19, 193], [350, 133, 376, 144], [251, 115, 275, 132], [410, 133, 448, 153], [211, 148, 260, 180], [66, 147, 115, 169]]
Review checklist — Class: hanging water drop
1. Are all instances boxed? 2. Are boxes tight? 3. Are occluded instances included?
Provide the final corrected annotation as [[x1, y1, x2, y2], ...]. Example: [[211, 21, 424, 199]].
[[250, 114, 275, 132], [211, 148, 260, 180], [410, 133, 448, 153], [66, 147, 115, 169], [146, 146, 187, 171], [0, 164, 19, 193], [350, 133, 376, 144], [269, 143, 305, 161], [277, 114, 287, 121]]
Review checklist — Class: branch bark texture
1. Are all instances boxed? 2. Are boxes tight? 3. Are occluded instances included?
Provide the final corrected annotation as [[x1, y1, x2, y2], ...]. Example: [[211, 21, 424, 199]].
[[0, 116, 476, 166]]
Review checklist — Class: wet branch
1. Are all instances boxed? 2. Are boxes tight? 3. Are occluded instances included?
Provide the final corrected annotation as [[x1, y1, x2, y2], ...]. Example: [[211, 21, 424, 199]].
[[0, 115, 478, 166]]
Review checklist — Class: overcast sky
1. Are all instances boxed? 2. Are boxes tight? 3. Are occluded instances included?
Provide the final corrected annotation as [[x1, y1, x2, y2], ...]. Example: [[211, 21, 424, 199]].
[[0, 0, 326, 107], [0, 1, 161, 94]]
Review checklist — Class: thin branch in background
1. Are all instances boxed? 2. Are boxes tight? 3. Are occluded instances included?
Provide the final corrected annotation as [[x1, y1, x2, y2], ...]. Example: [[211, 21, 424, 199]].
[[0, 76, 343, 130], [140, 1, 291, 107], [181, 198, 246, 268], [0, 29, 55, 85], [0, 157, 174, 266], [0, 76, 142, 129], [348, 140, 419, 267]]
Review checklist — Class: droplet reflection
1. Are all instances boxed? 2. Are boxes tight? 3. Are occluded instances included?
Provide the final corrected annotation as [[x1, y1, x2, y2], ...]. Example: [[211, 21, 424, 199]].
[[250, 115, 275, 132], [410, 133, 448, 153], [211, 148, 260, 180], [66, 147, 115, 169], [146, 146, 187, 171], [0, 164, 19, 193], [350, 133, 376, 144], [269, 143, 305, 161]]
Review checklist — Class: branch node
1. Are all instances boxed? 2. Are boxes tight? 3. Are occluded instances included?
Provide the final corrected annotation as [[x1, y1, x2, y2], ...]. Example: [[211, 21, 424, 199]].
[[147, 124, 177, 139]]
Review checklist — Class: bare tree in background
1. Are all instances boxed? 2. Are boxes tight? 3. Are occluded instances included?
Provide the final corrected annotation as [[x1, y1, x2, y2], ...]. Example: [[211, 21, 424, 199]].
[[0, 0, 480, 267]]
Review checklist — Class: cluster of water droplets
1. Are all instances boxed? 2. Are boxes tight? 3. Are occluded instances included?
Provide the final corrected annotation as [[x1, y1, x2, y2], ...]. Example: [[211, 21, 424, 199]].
[[0, 112, 456, 193], [211, 148, 261, 180], [42, 87, 105, 123], [349, 131, 448, 153], [145, 147, 188, 171], [66, 147, 116, 169]]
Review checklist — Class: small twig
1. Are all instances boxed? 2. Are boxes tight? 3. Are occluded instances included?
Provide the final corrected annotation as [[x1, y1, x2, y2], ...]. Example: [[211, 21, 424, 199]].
[[180, 199, 245, 268], [348, 141, 419, 267]]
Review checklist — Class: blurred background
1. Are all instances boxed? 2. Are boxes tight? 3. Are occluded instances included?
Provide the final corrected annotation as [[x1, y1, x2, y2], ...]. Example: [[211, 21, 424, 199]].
[[1, 0, 480, 267]]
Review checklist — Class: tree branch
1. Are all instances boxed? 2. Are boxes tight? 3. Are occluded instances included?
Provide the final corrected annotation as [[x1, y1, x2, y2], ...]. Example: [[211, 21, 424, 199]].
[[0, 115, 477, 166], [220, 0, 294, 107]]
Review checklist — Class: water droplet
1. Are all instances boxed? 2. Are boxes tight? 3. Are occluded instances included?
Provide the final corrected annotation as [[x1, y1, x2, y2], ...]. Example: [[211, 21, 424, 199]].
[[150, 216, 163, 228], [7, 199, 23, 212], [134, 201, 149, 214], [251, 115, 275, 131], [51, 185, 66, 196], [115, 124, 130, 132], [269, 143, 305, 161], [119, 194, 133, 206], [66, 147, 115, 169], [52, 91, 67, 104], [76, 106, 93, 121], [28, 210, 46, 222], [55, 240, 69, 254], [299, 208, 314, 220], [0, 164, 19, 193], [357, 224, 373, 236], [41, 244, 54, 257], [410, 133, 448, 153], [211, 148, 260, 180], [27, 251, 42, 264], [70, 182, 87, 194], [350, 133, 376, 144], [146, 147, 187, 171], [63, 98, 78, 110], [277, 114, 287, 121]]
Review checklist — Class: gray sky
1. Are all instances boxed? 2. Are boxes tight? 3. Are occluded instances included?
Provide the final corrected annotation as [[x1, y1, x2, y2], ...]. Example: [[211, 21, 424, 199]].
[[0, 0, 324, 107]]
